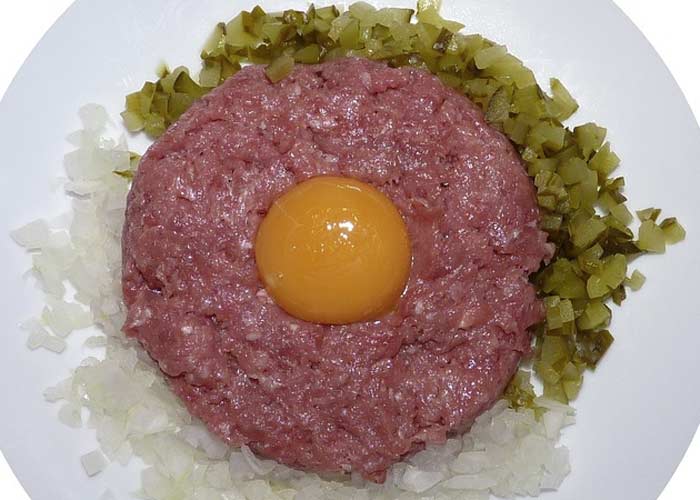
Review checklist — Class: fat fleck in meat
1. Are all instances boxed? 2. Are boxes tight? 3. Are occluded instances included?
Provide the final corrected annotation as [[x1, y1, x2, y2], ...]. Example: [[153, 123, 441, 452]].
[[122, 58, 552, 482]]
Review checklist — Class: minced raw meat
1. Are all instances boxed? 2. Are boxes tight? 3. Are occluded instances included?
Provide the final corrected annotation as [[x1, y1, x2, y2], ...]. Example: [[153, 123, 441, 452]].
[[122, 57, 552, 482]]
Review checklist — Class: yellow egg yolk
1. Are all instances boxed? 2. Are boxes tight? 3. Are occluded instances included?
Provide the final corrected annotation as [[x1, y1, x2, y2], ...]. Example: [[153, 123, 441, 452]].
[[254, 176, 412, 325]]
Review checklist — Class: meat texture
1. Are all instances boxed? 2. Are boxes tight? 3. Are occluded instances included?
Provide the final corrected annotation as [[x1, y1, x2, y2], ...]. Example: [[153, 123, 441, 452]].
[[122, 58, 552, 482]]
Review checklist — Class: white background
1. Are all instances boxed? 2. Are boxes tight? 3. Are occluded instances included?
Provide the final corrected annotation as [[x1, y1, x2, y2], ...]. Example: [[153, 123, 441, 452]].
[[0, 1, 698, 499]]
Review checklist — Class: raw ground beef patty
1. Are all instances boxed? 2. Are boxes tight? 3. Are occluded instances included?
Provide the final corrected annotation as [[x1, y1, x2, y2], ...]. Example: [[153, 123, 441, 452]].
[[122, 57, 552, 482]]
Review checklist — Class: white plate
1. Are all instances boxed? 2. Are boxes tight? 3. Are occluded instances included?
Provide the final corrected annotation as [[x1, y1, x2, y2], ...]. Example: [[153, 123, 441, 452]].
[[1, 1, 699, 499]]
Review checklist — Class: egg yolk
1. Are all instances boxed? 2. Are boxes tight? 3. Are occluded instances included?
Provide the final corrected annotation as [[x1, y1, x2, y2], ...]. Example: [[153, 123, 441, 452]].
[[254, 176, 411, 325]]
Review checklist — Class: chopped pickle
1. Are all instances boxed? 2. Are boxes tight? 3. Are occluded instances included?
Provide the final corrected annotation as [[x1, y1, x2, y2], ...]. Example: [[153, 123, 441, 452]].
[[576, 330, 614, 367], [473, 45, 507, 69], [199, 61, 222, 88], [294, 44, 322, 63], [611, 284, 626, 306], [589, 142, 620, 179], [636, 207, 662, 222], [416, 6, 464, 33], [577, 244, 603, 274], [123, 1, 684, 410], [624, 269, 646, 291], [598, 254, 627, 289], [541, 259, 587, 299], [265, 53, 295, 83], [113, 152, 141, 180], [574, 123, 607, 160], [659, 217, 686, 244], [576, 301, 611, 331], [571, 217, 606, 249], [609, 203, 633, 225], [549, 78, 578, 121], [637, 220, 666, 253], [113, 170, 134, 180], [417, 0, 441, 13], [143, 113, 166, 138], [586, 275, 609, 299], [504, 369, 536, 410], [120, 111, 145, 132], [528, 122, 566, 153]]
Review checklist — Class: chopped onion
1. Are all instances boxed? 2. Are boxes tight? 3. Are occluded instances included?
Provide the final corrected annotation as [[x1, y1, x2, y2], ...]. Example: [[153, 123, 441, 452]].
[[41, 335, 67, 353], [99, 490, 116, 500], [10, 219, 51, 249], [58, 402, 83, 428], [399, 465, 444, 493], [80, 449, 108, 476]]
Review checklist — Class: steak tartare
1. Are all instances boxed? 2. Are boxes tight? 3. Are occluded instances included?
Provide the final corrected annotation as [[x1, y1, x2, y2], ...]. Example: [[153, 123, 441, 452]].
[[122, 57, 551, 482]]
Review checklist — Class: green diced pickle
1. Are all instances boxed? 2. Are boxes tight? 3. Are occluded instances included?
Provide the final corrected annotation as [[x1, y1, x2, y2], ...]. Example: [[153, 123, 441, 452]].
[[348, 1, 376, 20], [541, 335, 569, 366], [485, 85, 511, 124], [120, 2, 686, 411], [561, 362, 581, 381], [637, 220, 666, 253], [417, 0, 442, 14], [577, 330, 614, 368], [159, 66, 187, 94], [167, 92, 195, 121], [550, 78, 579, 121], [151, 92, 169, 118], [313, 18, 332, 34], [437, 72, 462, 88], [473, 45, 507, 69], [199, 61, 222, 88], [659, 217, 686, 244], [543, 381, 568, 404], [598, 254, 627, 289], [432, 28, 453, 53], [416, 6, 465, 33], [202, 22, 226, 56], [512, 86, 546, 117], [541, 259, 588, 299], [225, 13, 262, 48], [603, 214, 633, 239], [315, 5, 340, 21], [611, 285, 626, 306], [574, 123, 606, 159], [173, 71, 207, 98], [527, 158, 557, 176], [636, 207, 661, 222], [586, 275, 608, 299], [558, 158, 589, 185], [339, 19, 361, 49], [610, 203, 633, 225], [437, 53, 464, 72], [562, 377, 582, 401], [120, 111, 145, 132], [624, 270, 646, 291], [577, 301, 611, 331], [504, 370, 536, 410], [265, 53, 295, 83], [589, 143, 620, 178], [294, 44, 322, 63], [528, 122, 566, 152], [143, 113, 166, 138], [125, 92, 142, 114], [572, 217, 606, 249], [577, 244, 603, 274], [541, 214, 563, 232], [282, 9, 305, 28], [262, 22, 295, 45]]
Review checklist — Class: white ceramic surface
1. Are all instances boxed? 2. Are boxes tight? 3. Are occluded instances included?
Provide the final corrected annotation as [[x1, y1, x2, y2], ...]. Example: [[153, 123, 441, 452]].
[[0, 1, 699, 499]]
